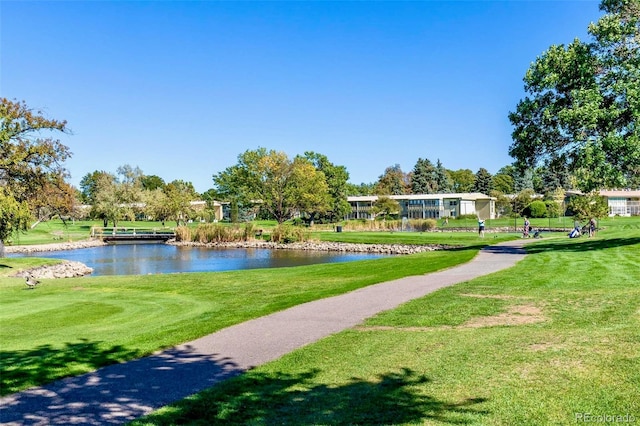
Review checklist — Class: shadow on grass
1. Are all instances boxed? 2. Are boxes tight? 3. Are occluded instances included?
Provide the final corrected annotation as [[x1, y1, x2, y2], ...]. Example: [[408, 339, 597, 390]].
[[524, 237, 640, 254], [141, 367, 489, 425], [1, 343, 243, 425], [0, 338, 142, 396]]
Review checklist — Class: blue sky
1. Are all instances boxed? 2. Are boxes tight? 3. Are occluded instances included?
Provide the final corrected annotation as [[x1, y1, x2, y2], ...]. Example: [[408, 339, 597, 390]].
[[2, 1, 603, 193]]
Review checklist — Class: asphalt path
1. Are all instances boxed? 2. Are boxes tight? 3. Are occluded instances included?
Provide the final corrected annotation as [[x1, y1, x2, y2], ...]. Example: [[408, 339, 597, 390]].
[[0, 239, 528, 425]]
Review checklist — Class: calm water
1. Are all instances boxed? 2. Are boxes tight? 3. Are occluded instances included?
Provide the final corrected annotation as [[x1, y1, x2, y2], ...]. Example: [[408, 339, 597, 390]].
[[11, 244, 389, 276]]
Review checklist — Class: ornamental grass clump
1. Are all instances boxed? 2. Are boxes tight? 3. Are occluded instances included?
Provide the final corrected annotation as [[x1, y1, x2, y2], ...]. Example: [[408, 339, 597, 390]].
[[343, 219, 437, 232], [174, 226, 191, 242], [270, 224, 310, 243], [191, 224, 229, 243], [409, 219, 437, 231]]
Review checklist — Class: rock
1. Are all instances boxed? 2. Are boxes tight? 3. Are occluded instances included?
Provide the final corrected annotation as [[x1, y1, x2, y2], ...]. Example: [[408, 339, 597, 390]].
[[13, 260, 94, 279]]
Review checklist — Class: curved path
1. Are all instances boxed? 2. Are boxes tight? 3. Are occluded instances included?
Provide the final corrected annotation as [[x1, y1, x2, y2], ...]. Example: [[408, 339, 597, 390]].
[[1, 240, 528, 425]]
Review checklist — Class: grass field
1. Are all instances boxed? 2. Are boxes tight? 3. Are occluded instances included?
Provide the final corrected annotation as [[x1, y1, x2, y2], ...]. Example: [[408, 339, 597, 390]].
[[132, 219, 639, 425], [2, 217, 638, 424], [1, 238, 481, 395]]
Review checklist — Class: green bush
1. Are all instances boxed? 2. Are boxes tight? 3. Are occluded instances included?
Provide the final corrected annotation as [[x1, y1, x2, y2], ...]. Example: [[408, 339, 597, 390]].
[[526, 200, 547, 218], [545, 200, 562, 218]]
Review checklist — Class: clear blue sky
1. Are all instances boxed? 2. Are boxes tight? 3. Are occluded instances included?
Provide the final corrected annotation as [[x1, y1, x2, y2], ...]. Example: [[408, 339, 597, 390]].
[[1, 1, 603, 193]]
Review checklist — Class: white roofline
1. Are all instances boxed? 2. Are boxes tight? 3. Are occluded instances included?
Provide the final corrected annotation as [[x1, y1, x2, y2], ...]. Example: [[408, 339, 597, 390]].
[[347, 193, 496, 202]]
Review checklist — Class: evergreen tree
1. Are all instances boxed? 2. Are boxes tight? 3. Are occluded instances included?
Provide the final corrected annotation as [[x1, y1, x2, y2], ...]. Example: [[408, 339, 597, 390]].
[[410, 158, 436, 194], [473, 168, 493, 194], [435, 159, 453, 193]]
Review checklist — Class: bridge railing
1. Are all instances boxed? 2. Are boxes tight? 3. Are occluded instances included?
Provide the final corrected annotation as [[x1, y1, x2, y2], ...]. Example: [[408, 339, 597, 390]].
[[91, 227, 176, 238]]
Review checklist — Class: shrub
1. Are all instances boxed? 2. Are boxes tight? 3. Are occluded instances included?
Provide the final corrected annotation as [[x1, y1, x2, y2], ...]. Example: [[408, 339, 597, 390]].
[[526, 200, 548, 218], [408, 219, 437, 231], [545, 200, 562, 218], [270, 225, 310, 243]]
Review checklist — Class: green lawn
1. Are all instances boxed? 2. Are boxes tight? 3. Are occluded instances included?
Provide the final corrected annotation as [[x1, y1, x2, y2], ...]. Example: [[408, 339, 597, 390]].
[[0, 241, 480, 395], [5, 219, 175, 246], [133, 219, 640, 425], [2, 218, 639, 425]]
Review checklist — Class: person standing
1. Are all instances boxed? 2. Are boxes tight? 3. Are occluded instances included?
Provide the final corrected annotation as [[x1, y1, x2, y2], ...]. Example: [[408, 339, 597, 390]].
[[589, 217, 597, 237], [478, 217, 485, 238], [523, 217, 530, 238]]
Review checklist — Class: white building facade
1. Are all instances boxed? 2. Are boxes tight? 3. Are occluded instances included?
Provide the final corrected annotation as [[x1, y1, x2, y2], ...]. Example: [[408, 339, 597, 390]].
[[600, 190, 640, 216], [346, 193, 496, 220]]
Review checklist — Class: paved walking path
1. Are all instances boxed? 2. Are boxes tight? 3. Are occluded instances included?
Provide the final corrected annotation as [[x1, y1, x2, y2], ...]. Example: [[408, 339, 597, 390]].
[[1, 240, 528, 425]]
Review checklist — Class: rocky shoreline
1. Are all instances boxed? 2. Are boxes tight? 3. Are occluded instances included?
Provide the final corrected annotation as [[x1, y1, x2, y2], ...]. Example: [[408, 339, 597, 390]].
[[170, 240, 450, 254], [5, 240, 104, 279], [5, 239, 107, 254], [5, 238, 449, 279]]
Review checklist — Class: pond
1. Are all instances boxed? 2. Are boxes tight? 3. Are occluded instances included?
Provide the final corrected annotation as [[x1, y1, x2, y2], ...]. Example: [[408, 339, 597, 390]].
[[10, 244, 390, 276]]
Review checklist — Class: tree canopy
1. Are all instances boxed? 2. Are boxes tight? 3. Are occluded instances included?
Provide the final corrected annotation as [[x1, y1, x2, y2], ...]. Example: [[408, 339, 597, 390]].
[[509, 0, 640, 191], [375, 164, 410, 195], [0, 98, 72, 254], [212, 148, 330, 223]]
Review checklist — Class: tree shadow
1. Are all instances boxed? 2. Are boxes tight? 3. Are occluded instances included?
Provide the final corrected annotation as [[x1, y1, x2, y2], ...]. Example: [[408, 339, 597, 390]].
[[142, 367, 489, 425], [1, 343, 243, 425], [524, 237, 640, 254], [1, 339, 142, 396], [444, 243, 491, 252]]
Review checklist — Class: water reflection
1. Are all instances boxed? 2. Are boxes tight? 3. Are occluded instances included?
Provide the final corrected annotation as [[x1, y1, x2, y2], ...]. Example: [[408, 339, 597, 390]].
[[11, 244, 389, 276]]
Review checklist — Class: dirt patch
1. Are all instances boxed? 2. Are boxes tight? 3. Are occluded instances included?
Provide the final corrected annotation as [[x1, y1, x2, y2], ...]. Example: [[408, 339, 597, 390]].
[[354, 325, 454, 332], [462, 304, 546, 328], [528, 342, 566, 352], [356, 304, 547, 333], [459, 293, 521, 300]]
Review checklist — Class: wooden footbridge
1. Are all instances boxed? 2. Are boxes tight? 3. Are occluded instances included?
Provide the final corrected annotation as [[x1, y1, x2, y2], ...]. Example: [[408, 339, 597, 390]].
[[91, 227, 176, 243]]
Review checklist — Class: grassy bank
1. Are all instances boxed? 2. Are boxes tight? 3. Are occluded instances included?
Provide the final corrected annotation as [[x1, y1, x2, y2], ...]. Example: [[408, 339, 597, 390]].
[[134, 221, 640, 425], [1, 242, 480, 395]]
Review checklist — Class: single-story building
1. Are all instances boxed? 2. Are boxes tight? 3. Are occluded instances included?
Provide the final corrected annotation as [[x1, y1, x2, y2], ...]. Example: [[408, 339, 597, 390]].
[[346, 193, 496, 220], [599, 190, 640, 216], [190, 200, 224, 221]]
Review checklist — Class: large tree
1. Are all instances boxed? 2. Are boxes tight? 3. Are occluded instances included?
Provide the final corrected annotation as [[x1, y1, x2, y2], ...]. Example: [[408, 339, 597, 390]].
[[0, 98, 72, 255], [164, 180, 197, 226], [410, 158, 437, 194], [449, 168, 475, 193], [473, 168, 493, 194], [302, 151, 351, 222], [79, 170, 111, 204], [213, 148, 330, 224], [91, 172, 121, 226], [375, 164, 410, 195], [509, 0, 640, 191], [492, 173, 515, 194], [434, 159, 453, 193]]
